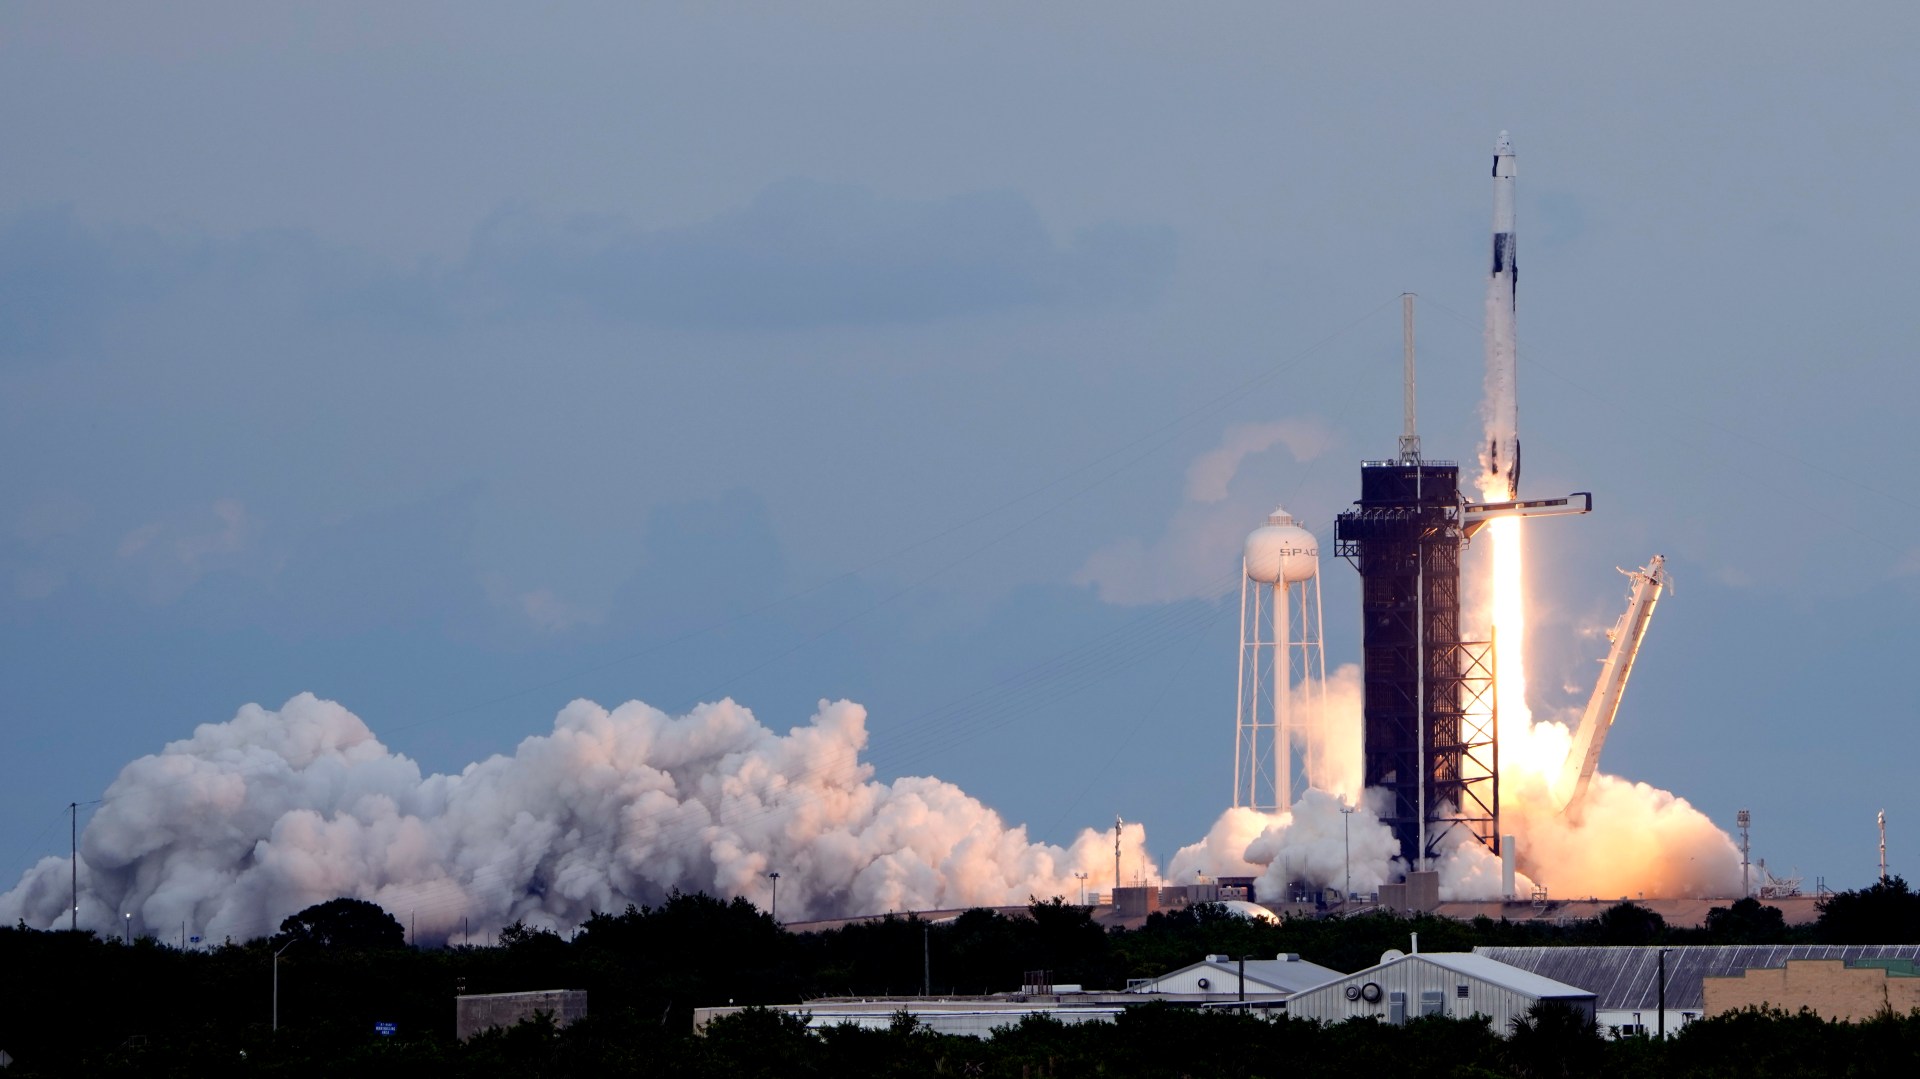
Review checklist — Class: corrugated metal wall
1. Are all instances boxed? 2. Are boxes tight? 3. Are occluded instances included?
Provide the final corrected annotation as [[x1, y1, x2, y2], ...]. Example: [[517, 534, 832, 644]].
[[1287, 956, 1591, 1033], [1475, 945, 1920, 1011]]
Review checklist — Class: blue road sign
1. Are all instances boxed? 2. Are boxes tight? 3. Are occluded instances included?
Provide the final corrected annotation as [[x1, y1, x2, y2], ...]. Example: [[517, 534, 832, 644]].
[[374, 1022, 397, 1037]]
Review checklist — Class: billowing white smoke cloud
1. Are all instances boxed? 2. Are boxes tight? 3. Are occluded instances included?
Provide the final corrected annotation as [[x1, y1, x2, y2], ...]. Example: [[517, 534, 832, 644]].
[[1167, 806, 1280, 884], [1075, 418, 1331, 605], [1243, 788, 1405, 899], [1302, 663, 1363, 802], [0, 693, 1155, 943], [1505, 773, 1739, 899]]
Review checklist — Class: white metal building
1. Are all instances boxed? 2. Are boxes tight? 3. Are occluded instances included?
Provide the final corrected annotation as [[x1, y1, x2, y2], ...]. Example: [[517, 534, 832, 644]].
[[1285, 952, 1594, 1034], [1127, 953, 1342, 999]]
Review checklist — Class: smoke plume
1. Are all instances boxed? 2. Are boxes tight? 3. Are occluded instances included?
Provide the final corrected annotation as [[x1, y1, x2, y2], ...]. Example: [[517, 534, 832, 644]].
[[1191, 652, 1739, 901], [0, 693, 1153, 943]]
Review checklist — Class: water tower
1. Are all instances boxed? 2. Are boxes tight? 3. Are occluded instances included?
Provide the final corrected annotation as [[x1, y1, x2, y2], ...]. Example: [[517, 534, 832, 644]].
[[1234, 507, 1327, 812]]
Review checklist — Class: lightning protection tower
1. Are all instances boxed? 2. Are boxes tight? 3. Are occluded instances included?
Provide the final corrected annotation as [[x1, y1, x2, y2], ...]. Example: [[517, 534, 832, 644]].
[[1234, 507, 1327, 812]]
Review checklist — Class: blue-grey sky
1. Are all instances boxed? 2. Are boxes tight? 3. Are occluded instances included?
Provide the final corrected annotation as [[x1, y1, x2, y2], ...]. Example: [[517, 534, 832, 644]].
[[3, 2, 1916, 896]]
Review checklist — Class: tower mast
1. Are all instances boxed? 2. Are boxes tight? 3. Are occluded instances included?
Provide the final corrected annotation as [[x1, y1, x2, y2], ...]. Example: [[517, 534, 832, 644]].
[[1398, 293, 1421, 464]]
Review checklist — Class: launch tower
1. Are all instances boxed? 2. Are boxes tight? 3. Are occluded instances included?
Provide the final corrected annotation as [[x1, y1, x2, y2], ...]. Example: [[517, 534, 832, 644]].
[[1335, 461, 1499, 868], [1333, 139, 1591, 873]]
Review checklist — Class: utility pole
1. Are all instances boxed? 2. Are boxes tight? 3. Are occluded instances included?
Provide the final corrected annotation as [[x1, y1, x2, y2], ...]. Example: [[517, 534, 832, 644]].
[[1238, 955, 1247, 1005], [70, 802, 78, 932], [923, 923, 931, 996], [768, 871, 780, 922], [1656, 948, 1671, 1040], [1341, 800, 1355, 912], [1113, 817, 1123, 897], [273, 939, 297, 1033]]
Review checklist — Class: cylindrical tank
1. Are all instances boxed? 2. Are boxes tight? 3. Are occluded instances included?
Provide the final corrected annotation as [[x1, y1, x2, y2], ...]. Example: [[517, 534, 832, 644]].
[[1244, 508, 1318, 584]]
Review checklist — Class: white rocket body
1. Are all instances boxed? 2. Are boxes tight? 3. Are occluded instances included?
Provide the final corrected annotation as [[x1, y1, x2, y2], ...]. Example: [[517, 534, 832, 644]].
[[1482, 131, 1520, 499]]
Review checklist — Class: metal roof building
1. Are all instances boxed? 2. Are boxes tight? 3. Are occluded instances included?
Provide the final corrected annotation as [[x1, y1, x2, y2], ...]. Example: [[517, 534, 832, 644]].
[[1475, 945, 1920, 1036], [696, 997, 1127, 1039], [1127, 953, 1344, 999], [694, 953, 1342, 1039], [1286, 952, 1593, 1034]]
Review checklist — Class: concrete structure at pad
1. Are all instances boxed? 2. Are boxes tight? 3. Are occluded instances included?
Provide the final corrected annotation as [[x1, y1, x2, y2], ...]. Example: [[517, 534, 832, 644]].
[[1286, 952, 1594, 1033], [1705, 959, 1920, 1022]]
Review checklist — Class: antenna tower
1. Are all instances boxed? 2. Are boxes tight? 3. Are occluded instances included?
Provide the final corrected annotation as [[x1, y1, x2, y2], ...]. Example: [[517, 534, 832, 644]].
[[1879, 810, 1888, 883], [1737, 809, 1751, 898]]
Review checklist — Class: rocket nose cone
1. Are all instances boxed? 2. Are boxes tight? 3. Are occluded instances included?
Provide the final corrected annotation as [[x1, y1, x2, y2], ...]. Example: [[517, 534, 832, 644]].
[[1495, 130, 1513, 155]]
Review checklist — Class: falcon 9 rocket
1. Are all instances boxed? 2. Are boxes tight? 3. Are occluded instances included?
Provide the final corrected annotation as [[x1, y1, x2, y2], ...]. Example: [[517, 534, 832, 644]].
[[1482, 131, 1520, 500]]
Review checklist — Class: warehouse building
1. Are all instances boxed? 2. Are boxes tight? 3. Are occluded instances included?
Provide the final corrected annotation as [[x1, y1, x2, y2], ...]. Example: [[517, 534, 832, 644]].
[[1704, 958, 1920, 1021], [1286, 951, 1594, 1033], [1476, 945, 1920, 1036], [1126, 953, 1342, 1001]]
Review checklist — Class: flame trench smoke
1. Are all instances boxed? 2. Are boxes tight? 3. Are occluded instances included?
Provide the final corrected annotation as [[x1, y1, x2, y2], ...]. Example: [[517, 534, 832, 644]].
[[1183, 633, 1740, 902], [0, 694, 1155, 942]]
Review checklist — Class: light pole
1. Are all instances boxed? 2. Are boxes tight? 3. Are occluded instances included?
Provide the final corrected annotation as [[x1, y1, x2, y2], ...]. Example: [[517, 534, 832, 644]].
[[273, 939, 297, 1033], [768, 871, 780, 923], [1656, 947, 1671, 1040], [1341, 800, 1355, 913], [1074, 872, 1088, 906], [124, 912, 131, 945]]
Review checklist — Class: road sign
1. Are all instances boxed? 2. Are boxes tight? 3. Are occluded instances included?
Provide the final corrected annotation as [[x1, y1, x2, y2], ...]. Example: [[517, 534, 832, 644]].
[[374, 1022, 397, 1037]]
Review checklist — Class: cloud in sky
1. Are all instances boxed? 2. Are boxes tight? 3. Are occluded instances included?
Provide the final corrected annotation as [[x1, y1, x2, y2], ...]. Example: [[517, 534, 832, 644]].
[[0, 209, 439, 362], [1184, 420, 1333, 504], [461, 179, 1175, 328], [113, 498, 269, 604], [1076, 419, 1333, 605], [0, 182, 1174, 362]]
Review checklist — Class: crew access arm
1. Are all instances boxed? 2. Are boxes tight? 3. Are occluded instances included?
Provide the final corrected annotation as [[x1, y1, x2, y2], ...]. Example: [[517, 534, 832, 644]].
[[1555, 556, 1669, 818]]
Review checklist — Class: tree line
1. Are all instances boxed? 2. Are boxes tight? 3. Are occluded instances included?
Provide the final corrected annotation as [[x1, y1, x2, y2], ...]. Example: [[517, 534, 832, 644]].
[[0, 875, 1915, 1076]]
